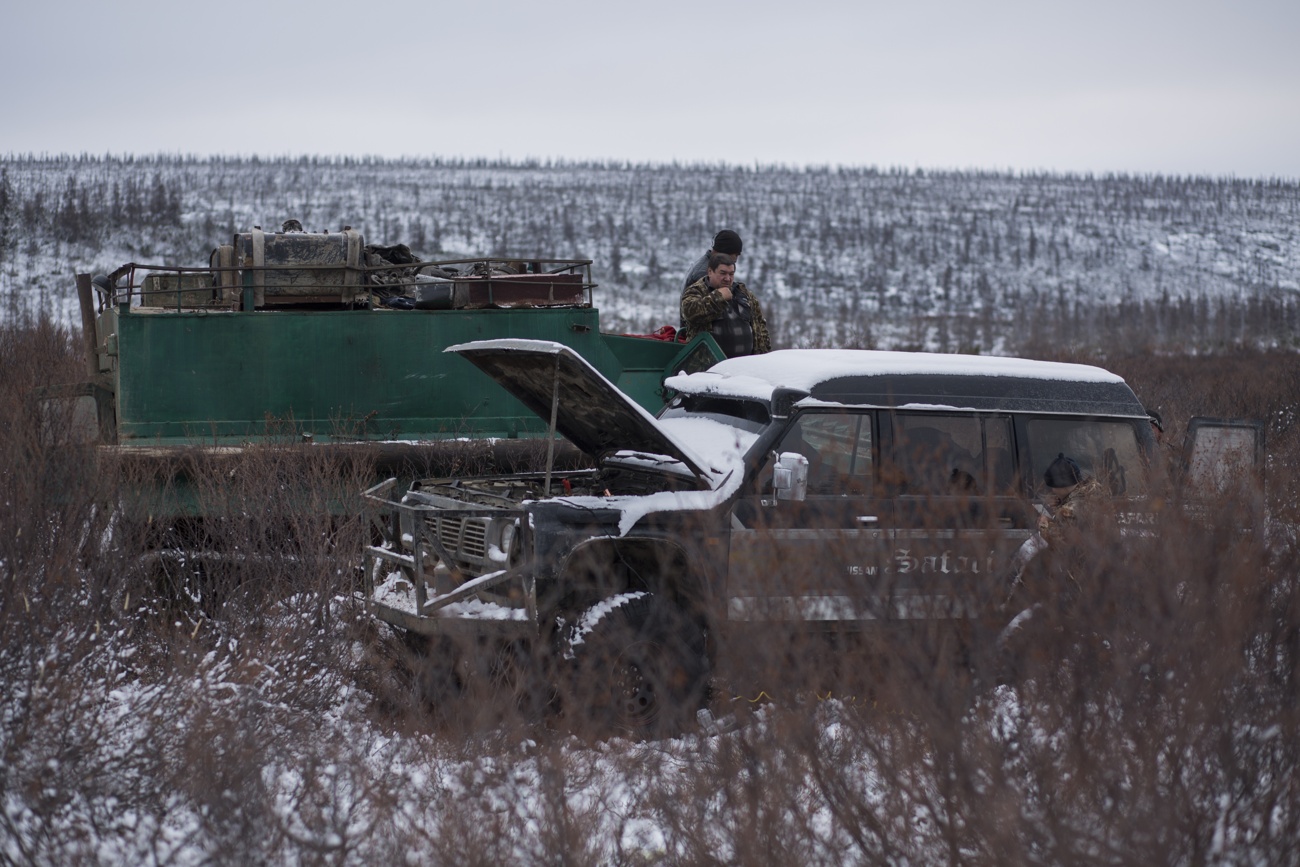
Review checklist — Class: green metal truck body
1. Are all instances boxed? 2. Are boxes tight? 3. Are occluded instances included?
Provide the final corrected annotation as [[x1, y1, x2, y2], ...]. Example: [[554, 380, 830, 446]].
[[105, 304, 705, 445], [67, 234, 720, 450], [46, 229, 721, 534]]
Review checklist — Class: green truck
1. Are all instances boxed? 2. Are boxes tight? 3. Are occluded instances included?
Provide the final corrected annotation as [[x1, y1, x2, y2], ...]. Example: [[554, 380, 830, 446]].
[[60, 225, 718, 449], [42, 223, 721, 568]]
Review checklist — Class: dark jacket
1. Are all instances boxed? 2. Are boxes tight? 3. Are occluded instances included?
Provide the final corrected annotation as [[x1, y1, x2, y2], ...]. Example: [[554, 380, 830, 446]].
[[682, 251, 710, 293], [679, 277, 771, 356]]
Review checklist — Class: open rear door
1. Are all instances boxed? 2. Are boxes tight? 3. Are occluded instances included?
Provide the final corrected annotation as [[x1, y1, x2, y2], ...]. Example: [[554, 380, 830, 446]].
[[1181, 417, 1265, 497]]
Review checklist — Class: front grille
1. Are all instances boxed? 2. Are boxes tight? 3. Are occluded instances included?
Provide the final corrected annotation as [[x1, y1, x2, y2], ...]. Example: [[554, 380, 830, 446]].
[[431, 515, 489, 562]]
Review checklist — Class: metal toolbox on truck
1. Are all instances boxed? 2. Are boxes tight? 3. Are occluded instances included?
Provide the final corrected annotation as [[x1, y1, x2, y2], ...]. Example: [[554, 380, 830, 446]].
[[232, 227, 365, 307], [138, 272, 217, 308], [456, 271, 587, 308]]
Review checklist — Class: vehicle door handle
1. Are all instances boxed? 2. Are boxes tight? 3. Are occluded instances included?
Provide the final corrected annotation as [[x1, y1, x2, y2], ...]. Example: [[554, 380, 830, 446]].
[[856, 516, 878, 524]]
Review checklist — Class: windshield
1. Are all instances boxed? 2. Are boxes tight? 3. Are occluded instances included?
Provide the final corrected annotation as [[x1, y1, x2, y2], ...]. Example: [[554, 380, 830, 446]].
[[659, 394, 771, 435]]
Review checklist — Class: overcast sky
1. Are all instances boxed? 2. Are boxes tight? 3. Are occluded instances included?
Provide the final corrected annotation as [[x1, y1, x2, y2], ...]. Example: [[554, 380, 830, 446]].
[[5, 0, 1298, 178]]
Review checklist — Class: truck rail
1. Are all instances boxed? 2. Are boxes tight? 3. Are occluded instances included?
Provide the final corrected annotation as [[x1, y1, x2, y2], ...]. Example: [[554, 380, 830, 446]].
[[91, 254, 597, 313]]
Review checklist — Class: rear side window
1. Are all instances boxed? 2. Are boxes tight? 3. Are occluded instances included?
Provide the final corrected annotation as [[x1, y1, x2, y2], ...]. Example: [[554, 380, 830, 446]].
[[889, 414, 1015, 496], [1026, 418, 1147, 497]]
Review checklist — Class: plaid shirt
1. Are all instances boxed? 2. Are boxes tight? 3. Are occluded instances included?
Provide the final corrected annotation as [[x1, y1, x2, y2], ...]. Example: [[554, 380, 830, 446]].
[[679, 278, 771, 356]]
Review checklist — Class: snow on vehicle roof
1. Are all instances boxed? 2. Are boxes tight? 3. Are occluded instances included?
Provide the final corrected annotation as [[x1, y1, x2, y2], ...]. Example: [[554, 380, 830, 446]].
[[664, 349, 1125, 402]]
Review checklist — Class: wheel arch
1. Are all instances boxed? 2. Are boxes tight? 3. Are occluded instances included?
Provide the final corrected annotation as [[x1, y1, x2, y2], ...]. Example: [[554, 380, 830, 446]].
[[553, 534, 707, 623]]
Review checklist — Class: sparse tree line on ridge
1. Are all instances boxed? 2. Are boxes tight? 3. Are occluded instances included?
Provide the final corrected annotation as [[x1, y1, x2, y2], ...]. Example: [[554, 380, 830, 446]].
[[0, 154, 1296, 353]]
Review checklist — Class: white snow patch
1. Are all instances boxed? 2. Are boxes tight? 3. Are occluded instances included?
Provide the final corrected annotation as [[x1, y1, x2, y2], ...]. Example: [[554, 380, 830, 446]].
[[553, 470, 741, 537], [655, 416, 759, 475], [666, 349, 1125, 402], [369, 569, 527, 620], [436, 599, 530, 621], [566, 591, 649, 653]]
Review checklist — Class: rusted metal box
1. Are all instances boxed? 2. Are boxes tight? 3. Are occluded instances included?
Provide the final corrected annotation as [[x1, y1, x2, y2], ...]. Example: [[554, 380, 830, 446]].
[[138, 272, 217, 308], [233, 227, 365, 307], [456, 272, 587, 308]]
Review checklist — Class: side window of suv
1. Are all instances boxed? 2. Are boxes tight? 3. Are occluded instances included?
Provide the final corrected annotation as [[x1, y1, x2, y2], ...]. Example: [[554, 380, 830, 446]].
[[773, 412, 874, 496], [1025, 418, 1148, 497], [888, 414, 1016, 496]]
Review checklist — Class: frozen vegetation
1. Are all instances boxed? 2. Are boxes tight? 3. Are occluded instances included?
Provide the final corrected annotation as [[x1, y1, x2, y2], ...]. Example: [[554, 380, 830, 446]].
[[2, 157, 1299, 864], [1, 154, 1297, 353]]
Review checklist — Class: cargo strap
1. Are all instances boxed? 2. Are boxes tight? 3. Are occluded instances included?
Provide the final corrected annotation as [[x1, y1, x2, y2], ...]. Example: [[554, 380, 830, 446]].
[[250, 227, 266, 308], [215, 244, 238, 304], [342, 228, 362, 303]]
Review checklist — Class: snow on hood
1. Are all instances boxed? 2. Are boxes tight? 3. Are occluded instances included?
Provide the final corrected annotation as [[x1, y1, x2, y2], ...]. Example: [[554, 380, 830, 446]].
[[655, 416, 759, 473], [665, 349, 1125, 402], [550, 414, 758, 536]]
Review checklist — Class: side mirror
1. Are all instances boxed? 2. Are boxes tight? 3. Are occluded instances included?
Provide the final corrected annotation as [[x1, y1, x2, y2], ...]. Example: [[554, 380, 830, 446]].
[[773, 451, 809, 501]]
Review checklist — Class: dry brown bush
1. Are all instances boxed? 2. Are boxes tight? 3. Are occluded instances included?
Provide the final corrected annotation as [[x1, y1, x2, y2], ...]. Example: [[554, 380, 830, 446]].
[[2, 319, 1298, 864]]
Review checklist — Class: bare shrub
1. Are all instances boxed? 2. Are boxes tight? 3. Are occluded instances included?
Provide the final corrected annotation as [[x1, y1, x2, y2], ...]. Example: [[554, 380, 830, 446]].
[[4, 315, 1299, 864]]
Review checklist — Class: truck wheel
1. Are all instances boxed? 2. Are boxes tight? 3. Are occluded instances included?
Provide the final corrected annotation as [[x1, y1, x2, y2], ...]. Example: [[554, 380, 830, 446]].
[[566, 593, 709, 739], [403, 633, 466, 726]]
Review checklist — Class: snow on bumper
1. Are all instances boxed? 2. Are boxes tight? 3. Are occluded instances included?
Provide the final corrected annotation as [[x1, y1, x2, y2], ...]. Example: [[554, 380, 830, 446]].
[[365, 569, 536, 638]]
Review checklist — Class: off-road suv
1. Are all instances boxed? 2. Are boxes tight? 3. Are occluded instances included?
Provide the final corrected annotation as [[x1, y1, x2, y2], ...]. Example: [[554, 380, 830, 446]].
[[363, 340, 1263, 735]]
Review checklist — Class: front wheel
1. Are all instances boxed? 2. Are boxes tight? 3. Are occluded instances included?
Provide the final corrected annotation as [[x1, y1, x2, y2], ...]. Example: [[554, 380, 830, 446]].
[[564, 592, 709, 739]]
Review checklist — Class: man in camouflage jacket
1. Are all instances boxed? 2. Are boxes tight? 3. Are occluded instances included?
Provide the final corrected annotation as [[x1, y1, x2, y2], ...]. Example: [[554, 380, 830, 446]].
[[997, 454, 1114, 676], [1004, 454, 1111, 611], [679, 252, 770, 357], [1040, 470, 1108, 551], [1033, 454, 1112, 609]]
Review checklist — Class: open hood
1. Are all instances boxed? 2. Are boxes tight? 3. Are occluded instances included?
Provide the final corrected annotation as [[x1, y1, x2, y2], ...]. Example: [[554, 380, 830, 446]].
[[446, 339, 708, 478]]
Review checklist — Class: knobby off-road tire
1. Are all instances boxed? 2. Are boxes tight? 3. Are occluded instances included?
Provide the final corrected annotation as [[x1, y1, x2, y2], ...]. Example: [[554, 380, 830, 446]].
[[403, 632, 466, 728], [565, 592, 710, 740], [404, 632, 553, 732]]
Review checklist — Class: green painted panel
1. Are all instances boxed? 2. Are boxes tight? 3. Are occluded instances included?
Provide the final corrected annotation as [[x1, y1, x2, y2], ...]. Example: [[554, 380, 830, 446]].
[[113, 306, 687, 444], [603, 332, 724, 410]]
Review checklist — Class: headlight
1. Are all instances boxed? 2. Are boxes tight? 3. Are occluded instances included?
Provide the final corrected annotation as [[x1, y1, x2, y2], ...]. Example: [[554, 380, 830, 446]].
[[499, 518, 531, 566], [500, 520, 516, 559]]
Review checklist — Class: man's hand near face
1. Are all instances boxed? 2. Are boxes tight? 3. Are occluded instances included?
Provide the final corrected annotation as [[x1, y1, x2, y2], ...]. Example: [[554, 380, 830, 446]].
[[708, 262, 736, 301]]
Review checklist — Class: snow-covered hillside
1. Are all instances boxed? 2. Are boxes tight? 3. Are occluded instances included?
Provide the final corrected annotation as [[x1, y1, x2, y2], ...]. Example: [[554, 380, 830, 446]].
[[2, 156, 1297, 352]]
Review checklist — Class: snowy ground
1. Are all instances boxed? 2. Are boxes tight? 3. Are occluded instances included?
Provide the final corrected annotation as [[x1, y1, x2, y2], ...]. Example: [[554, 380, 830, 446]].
[[5, 578, 1297, 866]]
